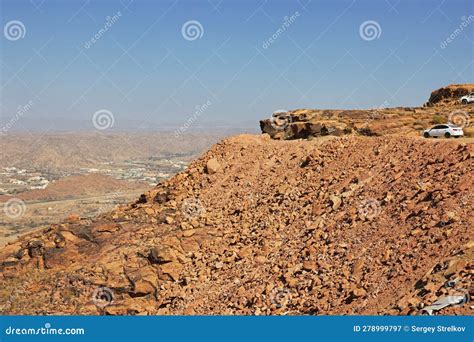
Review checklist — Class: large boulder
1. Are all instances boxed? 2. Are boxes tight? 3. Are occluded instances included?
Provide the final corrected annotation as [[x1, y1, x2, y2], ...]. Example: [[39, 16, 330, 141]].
[[260, 110, 350, 140]]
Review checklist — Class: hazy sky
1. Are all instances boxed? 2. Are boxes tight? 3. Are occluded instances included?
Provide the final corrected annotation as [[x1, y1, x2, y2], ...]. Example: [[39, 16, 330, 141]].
[[0, 0, 473, 131]]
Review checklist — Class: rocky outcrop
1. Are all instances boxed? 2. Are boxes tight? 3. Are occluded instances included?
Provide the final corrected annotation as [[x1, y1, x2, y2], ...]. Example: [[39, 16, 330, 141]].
[[0, 135, 472, 315], [260, 84, 474, 140], [260, 110, 353, 140], [261, 105, 474, 139], [427, 84, 474, 106]]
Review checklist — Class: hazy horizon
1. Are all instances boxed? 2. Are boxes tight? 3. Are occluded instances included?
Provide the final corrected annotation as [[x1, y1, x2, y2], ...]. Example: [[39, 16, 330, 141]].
[[1, 0, 473, 133]]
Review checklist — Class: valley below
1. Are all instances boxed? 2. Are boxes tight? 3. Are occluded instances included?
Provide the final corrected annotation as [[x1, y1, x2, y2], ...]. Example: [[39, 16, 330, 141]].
[[0, 132, 225, 245]]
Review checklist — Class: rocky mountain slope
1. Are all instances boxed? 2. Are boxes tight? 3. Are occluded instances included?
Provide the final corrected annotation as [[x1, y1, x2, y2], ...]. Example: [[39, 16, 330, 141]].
[[1, 134, 472, 315]]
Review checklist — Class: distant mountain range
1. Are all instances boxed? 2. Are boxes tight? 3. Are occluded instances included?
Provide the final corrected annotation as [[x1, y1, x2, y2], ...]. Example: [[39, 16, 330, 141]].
[[0, 131, 237, 170]]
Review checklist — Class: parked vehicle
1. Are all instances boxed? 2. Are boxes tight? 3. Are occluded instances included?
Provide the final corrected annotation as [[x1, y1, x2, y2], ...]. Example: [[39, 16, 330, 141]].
[[460, 92, 474, 104], [423, 124, 464, 138]]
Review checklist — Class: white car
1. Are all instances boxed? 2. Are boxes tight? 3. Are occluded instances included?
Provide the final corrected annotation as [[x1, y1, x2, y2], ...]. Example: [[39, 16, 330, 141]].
[[460, 92, 474, 104], [423, 124, 464, 138]]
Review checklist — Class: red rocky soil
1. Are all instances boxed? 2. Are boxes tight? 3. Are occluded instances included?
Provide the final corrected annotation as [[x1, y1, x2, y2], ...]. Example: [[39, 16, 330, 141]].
[[0, 135, 472, 315]]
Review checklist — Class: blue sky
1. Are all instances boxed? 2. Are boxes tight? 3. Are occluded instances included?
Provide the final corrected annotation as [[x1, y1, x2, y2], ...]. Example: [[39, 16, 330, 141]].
[[0, 0, 473, 131]]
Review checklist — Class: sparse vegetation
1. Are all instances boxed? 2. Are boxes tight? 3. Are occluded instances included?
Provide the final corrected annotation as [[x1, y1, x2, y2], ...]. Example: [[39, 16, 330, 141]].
[[431, 114, 444, 124]]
